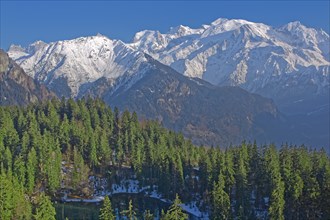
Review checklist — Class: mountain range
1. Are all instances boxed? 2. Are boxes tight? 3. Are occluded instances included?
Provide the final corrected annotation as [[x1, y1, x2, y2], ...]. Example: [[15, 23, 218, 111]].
[[130, 18, 329, 114], [5, 18, 330, 149]]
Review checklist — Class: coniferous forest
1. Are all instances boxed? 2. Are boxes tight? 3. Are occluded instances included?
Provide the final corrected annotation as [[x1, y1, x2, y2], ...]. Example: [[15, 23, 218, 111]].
[[0, 98, 329, 219]]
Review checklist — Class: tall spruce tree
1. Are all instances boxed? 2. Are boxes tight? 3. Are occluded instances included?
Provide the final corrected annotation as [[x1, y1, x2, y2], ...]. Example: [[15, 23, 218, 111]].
[[211, 173, 230, 220], [121, 200, 137, 220], [34, 193, 56, 220], [99, 196, 115, 220], [161, 194, 188, 220], [265, 146, 285, 220]]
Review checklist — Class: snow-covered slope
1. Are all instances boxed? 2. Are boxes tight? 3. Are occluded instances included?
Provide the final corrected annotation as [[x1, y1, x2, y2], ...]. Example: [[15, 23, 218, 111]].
[[7, 18, 329, 112], [8, 34, 150, 98], [6, 18, 330, 148], [129, 18, 329, 110]]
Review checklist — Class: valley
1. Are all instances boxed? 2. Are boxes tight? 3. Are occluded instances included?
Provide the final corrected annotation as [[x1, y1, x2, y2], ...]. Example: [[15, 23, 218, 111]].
[[0, 4, 329, 218]]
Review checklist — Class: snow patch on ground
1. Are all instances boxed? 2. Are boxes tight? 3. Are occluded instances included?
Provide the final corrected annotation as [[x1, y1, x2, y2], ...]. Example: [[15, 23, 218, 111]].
[[181, 201, 209, 219], [61, 176, 207, 218]]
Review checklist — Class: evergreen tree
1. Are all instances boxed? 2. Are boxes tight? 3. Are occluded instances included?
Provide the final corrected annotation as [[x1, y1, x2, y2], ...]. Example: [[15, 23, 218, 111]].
[[72, 147, 90, 191], [34, 193, 56, 220], [234, 146, 250, 218], [0, 170, 13, 220], [3, 147, 12, 172], [121, 200, 137, 220], [265, 146, 285, 220], [11, 175, 32, 220], [223, 149, 235, 194], [144, 210, 154, 220], [161, 194, 188, 220], [13, 155, 26, 184], [211, 173, 230, 220], [0, 99, 328, 220], [26, 147, 37, 193], [99, 196, 115, 220]]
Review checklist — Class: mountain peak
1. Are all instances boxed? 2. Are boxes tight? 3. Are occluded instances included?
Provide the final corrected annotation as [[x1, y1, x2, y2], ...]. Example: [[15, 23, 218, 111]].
[[205, 18, 270, 36], [167, 24, 204, 37], [210, 18, 255, 28], [168, 25, 189, 34], [30, 40, 47, 46], [96, 32, 106, 37], [8, 44, 25, 52], [281, 21, 307, 32], [210, 17, 229, 26], [27, 40, 47, 54], [132, 30, 158, 43]]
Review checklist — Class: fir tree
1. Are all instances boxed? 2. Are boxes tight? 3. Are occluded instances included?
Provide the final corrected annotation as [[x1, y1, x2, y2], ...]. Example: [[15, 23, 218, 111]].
[[265, 146, 285, 220], [211, 173, 230, 220], [144, 210, 154, 220], [161, 194, 188, 220], [121, 200, 137, 220], [99, 196, 115, 220], [34, 193, 56, 220], [26, 147, 37, 193]]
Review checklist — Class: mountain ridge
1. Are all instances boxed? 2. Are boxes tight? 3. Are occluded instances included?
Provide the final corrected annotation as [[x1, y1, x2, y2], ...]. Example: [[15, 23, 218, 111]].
[[8, 18, 329, 112], [108, 54, 292, 147], [0, 50, 55, 105], [5, 18, 330, 149]]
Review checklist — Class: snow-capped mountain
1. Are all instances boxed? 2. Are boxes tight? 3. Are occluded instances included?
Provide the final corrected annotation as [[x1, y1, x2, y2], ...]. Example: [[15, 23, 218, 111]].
[[130, 18, 329, 113], [8, 34, 150, 98], [5, 18, 330, 149], [8, 18, 329, 108]]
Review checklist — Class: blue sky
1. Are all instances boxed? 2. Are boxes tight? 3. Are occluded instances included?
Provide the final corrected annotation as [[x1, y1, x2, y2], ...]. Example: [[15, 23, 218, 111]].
[[1, 1, 329, 50]]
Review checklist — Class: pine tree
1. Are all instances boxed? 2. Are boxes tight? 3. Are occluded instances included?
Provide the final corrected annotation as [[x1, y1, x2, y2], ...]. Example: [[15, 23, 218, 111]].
[[161, 194, 188, 220], [89, 134, 99, 169], [3, 147, 12, 172], [144, 210, 154, 220], [211, 173, 230, 220], [11, 175, 32, 220], [121, 200, 137, 220], [34, 193, 56, 220], [223, 149, 235, 194], [26, 147, 37, 193], [99, 196, 115, 220], [265, 146, 285, 220], [13, 155, 26, 184], [0, 98, 329, 220], [72, 147, 89, 190], [0, 170, 13, 220], [234, 146, 250, 218]]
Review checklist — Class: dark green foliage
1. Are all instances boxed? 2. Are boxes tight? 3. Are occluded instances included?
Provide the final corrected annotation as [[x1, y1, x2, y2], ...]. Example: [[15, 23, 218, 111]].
[[0, 99, 329, 219], [265, 146, 285, 220], [211, 173, 230, 220], [34, 193, 56, 220]]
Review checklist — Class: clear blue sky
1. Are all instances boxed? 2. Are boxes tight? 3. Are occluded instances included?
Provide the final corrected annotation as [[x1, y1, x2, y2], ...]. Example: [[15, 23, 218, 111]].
[[1, 1, 329, 50]]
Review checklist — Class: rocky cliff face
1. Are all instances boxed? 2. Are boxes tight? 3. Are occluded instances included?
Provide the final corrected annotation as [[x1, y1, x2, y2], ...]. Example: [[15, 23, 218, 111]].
[[0, 50, 55, 105]]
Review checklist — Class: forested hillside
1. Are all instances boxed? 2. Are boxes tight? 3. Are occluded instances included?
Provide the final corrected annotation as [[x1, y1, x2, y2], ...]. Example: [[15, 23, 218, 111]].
[[0, 98, 329, 219]]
